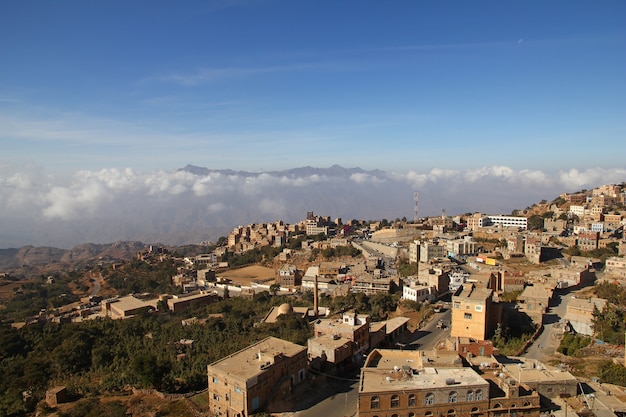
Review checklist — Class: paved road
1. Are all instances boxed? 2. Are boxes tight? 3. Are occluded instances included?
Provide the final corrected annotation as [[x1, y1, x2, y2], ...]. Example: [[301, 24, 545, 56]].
[[292, 377, 360, 417], [525, 287, 578, 361], [406, 308, 452, 351]]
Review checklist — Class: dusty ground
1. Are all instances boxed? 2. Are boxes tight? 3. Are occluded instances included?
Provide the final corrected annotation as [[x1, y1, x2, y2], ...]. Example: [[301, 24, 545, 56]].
[[45, 392, 209, 417], [217, 265, 277, 285]]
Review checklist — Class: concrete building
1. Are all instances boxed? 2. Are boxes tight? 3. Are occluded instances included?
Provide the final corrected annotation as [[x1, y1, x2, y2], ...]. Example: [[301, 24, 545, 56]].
[[166, 291, 219, 313], [101, 295, 158, 319], [486, 215, 528, 230], [564, 297, 607, 336], [500, 359, 578, 400], [420, 241, 447, 263], [352, 274, 394, 295], [308, 311, 371, 371], [451, 285, 497, 341], [446, 237, 478, 259], [449, 270, 470, 293], [358, 349, 540, 417], [207, 336, 308, 417], [402, 279, 437, 303]]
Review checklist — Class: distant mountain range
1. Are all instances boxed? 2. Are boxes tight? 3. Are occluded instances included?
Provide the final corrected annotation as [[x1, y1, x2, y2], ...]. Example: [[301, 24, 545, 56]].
[[179, 164, 388, 179], [0, 241, 148, 271]]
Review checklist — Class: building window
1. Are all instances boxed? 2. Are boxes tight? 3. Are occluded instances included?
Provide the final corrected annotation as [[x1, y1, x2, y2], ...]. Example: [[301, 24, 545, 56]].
[[471, 407, 479, 414], [464, 313, 472, 319], [523, 402, 531, 407], [371, 396, 380, 409], [234, 387, 242, 393], [408, 394, 416, 406], [212, 377, 219, 384], [425, 393, 435, 405], [494, 403, 502, 409], [475, 305, 483, 312], [453, 302, 461, 309], [475, 390, 483, 400], [448, 392, 458, 403], [409, 413, 415, 417], [425, 412, 433, 417], [467, 391, 474, 401], [448, 409, 456, 416], [391, 395, 400, 408]]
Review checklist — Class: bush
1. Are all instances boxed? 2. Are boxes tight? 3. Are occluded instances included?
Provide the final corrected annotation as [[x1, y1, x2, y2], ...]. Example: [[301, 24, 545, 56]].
[[557, 332, 591, 356]]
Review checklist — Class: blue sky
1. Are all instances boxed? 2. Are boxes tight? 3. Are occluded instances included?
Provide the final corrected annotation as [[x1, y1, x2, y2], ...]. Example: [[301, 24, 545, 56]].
[[1, 0, 624, 174]]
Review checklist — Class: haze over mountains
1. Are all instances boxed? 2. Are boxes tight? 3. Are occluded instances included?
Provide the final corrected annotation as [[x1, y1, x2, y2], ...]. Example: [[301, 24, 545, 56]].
[[1, 164, 623, 249]]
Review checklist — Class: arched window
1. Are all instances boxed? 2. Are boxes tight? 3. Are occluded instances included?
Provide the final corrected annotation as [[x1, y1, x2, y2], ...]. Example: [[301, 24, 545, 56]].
[[475, 390, 483, 400], [408, 394, 416, 406], [371, 396, 380, 409], [448, 392, 458, 403], [523, 401, 531, 407], [409, 413, 415, 417], [467, 390, 474, 402], [391, 395, 400, 408], [425, 393, 435, 405], [448, 409, 456, 416], [425, 411, 433, 417], [391, 414, 399, 417], [494, 403, 502, 409], [471, 407, 479, 414]]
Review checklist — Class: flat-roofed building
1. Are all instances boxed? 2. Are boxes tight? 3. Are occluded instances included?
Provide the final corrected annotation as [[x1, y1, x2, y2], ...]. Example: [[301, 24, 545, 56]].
[[564, 297, 607, 336], [352, 274, 394, 295], [166, 291, 219, 313], [451, 285, 497, 341], [359, 349, 491, 417], [101, 295, 158, 319], [207, 336, 307, 417], [500, 358, 577, 399], [517, 285, 553, 324]]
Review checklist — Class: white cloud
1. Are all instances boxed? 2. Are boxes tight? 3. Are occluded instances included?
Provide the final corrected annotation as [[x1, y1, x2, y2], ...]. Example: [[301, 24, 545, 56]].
[[0, 163, 623, 248]]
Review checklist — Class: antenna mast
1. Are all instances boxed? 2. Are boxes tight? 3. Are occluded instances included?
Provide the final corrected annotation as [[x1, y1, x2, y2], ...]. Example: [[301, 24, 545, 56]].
[[414, 191, 419, 222]]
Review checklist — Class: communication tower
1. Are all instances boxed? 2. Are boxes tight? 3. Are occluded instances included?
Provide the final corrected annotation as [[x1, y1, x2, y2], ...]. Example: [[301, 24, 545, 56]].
[[413, 191, 419, 222]]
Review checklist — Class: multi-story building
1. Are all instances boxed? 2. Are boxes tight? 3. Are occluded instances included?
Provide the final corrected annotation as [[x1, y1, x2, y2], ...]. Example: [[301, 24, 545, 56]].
[[166, 291, 218, 313], [358, 349, 541, 417], [451, 284, 497, 341], [352, 274, 394, 295], [207, 336, 308, 417], [577, 231, 599, 251], [449, 270, 470, 292], [402, 279, 437, 303], [420, 241, 447, 263], [606, 256, 626, 278], [277, 264, 302, 288], [359, 349, 490, 417], [467, 213, 490, 231], [446, 237, 478, 259], [308, 311, 370, 370], [486, 215, 528, 230]]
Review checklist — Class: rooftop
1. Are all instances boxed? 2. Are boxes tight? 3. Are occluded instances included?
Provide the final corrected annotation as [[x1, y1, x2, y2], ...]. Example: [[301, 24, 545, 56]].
[[360, 365, 488, 393], [208, 336, 306, 381]]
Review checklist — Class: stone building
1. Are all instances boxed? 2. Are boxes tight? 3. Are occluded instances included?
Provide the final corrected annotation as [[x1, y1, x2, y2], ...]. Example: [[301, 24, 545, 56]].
[[207, 336, 307, 417]]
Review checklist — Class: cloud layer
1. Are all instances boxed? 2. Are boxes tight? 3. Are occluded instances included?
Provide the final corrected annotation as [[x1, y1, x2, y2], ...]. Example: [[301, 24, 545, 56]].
[[0, 164, 623, 248]]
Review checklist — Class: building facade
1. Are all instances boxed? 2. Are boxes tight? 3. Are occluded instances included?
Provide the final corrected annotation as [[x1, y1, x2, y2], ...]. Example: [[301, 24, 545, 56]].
[[207, 336, 308, 417]]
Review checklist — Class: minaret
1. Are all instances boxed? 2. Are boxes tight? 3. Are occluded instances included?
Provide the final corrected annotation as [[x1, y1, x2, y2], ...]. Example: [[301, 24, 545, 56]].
[[313, 274, 319, 317]]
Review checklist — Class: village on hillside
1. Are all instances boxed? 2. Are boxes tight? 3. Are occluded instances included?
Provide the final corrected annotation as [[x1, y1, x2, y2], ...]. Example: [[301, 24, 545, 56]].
[[1, 183, 626, 417]]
